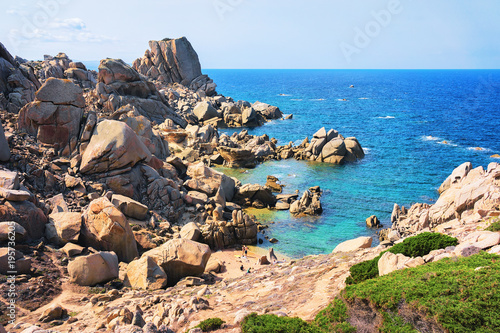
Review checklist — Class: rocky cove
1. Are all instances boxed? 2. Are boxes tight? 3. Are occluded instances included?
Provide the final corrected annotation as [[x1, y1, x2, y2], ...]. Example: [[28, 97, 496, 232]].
[[0, 37, 499, 333]]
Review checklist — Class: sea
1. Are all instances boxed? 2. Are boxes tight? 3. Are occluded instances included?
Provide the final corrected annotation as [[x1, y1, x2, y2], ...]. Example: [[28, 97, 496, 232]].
[[203, 69, 500, 258]]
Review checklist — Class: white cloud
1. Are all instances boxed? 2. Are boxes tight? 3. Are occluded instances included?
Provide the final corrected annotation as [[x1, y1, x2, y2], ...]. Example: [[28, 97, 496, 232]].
[[48, 18, 87, 30], [8, 17, 116, 45]]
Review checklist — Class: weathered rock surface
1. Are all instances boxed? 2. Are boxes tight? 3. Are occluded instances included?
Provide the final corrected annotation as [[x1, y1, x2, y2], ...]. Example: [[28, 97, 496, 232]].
[[18, 78, 84, 155], [142, 238, 210, 286], [218, 147, 257, 168], [124, 256, 168, 290], [95, 58, 187, 127], [184, 162, 235, 201], [81, 197, 138, 262], [112, 194, 149, 220], [290, 187, 322, 216], [332, 236, 373, 253], [45, 212, 82, 245], [0, 200, 47, 240], [390, 162, 500, 237], [201, 209, 258, 249], [0, 42, 39, 112], [68, 251, 119, 286], [133, 38, 216, 96], [80, 120, 151, 174]]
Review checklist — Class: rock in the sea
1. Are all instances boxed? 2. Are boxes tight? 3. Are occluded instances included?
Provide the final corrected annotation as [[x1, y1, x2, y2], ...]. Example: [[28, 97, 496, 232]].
[[68, 251, 119, 286], [332, 236, 372, 253], [366, 215, 381, 228], [252, 101, 283, 120], [289, 187, 322, 216], [142, 238, 211, 286], [80, 120, 151, 174], [124, 256, 168, 290], [81, 197, 138, 262]]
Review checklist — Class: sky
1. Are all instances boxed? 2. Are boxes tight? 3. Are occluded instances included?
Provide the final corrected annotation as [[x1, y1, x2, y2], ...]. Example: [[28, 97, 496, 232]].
[[1, 0, 499, 69]]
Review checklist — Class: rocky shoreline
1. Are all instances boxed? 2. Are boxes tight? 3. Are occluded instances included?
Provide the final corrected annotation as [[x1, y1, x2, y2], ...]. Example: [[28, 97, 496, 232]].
[[1, 37, 499, 333]]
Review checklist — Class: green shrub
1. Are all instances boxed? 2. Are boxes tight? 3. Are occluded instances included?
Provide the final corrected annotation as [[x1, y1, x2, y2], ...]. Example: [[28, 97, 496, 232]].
[[241, 313, 321, 333], [346, 232, 458, 285], [343, 252, 500, 332], [389, 232, 458, 258], [314, 299, 356, 333], [196, 317, 225, 332], [486, 220, 500, 232]]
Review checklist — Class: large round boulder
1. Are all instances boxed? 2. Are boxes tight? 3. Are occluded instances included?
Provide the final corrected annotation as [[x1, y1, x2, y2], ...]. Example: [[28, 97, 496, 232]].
[[142, 238, 211, 286], [68, 251, 119, 286], [80, 120, 152, 174], [81, 197, 138, 262]]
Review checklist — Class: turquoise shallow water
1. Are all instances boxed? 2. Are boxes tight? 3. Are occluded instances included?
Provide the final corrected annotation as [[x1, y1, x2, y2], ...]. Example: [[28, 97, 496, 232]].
[[205, 69, 500, 258]]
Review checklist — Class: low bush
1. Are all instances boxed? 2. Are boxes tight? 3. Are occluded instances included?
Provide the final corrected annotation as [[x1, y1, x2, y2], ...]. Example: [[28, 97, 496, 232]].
[[346, 232, 458, 284], [486, 219, 500, 232], [343, 252, 500, 332], [196, 317, 225, 332], [241, 313, 321, 333]]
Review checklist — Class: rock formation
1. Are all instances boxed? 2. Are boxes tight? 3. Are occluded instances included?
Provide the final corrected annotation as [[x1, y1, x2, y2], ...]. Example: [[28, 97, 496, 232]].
[[290, 186, 323, 216], [133, 38, 216, 97], [385, 162, 500, 238], [18, 78, 84, 156], [0, 42, 39, 113]]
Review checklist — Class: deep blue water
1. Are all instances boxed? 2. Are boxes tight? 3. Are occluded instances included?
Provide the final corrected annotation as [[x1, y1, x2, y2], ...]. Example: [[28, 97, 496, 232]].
[[205, 69, 500, 258]]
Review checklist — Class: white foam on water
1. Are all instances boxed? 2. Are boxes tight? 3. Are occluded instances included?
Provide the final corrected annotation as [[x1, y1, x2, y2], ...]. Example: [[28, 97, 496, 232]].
[[377, 116, 395, 119]]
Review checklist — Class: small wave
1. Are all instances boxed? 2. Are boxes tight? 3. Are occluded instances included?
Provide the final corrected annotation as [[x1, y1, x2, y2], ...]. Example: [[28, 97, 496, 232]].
[[377, 116, 395, 119], [291, 99, 303, 101], [437, 140, 458, 147], [421, 135, 441, 141], [310, 98, 326, 101], [363, 147, 371, 153], [278, 94, 291, 96], [467, 147, 492, 152]]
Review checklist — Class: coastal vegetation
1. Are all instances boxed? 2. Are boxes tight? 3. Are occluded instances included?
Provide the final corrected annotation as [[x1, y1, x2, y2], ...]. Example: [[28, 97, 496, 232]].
[[241, 252, 500, 332], [346, 232, 458, 285]]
